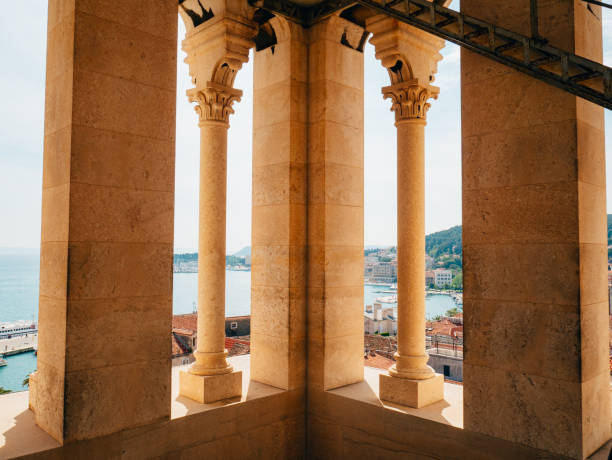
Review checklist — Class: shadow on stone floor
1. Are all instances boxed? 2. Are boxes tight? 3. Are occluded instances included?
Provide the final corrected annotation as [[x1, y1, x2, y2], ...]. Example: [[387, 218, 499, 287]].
[[174, 378, 283, 417], [329, 371, 458, 427], [0, 399, 59, 459]]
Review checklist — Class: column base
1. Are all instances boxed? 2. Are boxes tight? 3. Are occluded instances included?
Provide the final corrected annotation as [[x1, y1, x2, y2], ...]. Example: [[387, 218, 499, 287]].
[[179, 369, 242, 404], [379, 372, 444, 408]]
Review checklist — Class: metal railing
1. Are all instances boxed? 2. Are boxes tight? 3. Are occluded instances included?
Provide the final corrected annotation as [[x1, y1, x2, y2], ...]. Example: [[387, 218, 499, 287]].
[[426, 334, 463, 358], [251, 0, 612, 109]]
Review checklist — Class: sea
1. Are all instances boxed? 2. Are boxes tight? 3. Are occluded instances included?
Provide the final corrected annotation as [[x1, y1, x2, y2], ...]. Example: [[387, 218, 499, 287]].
[[0, 251, 458, 392]]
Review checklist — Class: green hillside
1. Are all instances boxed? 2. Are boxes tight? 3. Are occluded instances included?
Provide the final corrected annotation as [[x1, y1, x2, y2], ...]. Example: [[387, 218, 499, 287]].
[[424, 215, 612, 262], [174, 253, 197, 264], [425, 225, 462, 258]]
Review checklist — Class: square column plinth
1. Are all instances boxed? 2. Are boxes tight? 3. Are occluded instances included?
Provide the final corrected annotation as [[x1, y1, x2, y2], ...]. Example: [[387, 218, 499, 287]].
[[379, 373, 444, 408], [179, 370, 242, 404]]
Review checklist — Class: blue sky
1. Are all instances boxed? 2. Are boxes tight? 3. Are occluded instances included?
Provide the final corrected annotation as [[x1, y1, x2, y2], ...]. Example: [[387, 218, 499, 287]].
[[0, 1, 610, 253]]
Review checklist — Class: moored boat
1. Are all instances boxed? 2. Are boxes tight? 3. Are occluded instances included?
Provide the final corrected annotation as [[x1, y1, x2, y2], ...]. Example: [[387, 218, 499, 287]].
[[375, 295, 397, 304], [0, 320, 37, 339]]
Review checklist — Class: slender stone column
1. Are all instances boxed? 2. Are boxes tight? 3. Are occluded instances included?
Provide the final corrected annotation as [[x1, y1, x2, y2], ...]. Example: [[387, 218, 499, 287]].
[[379, 80, 444, 408], [179, 82, 243, 403]]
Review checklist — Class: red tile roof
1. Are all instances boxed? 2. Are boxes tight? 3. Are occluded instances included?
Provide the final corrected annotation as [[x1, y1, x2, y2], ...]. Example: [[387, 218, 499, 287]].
[[364, 352, 395, 370], [170, 314, 251, 358], [173, 313, 197, 331], [426, 318, 463, 338]]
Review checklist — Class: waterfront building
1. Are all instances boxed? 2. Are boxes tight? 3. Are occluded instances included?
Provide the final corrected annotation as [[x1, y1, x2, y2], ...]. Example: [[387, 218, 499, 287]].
[[433, 268, 453, 287], [370, 261, 397, 283], [1, 1, 609, 459]]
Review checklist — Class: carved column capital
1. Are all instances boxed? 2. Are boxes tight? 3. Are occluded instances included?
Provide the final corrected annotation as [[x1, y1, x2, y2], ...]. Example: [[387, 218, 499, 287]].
[[188, 82, 243, 125], [382, 80, 439, 123]]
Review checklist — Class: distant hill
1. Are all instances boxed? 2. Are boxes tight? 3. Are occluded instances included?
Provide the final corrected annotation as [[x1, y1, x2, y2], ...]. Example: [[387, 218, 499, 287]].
[[233, 246, 251, 257], [423, 214, 612, 261], [425, 225, 462, 260], [174, 253, 197, 264], [175, 214, 612, 262]]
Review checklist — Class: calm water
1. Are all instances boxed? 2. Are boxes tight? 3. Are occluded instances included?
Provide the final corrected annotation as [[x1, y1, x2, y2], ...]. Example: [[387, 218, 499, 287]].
[[0, 252, 40, 323], [0, 252, 459, 391], [173, 271, 251, 316]]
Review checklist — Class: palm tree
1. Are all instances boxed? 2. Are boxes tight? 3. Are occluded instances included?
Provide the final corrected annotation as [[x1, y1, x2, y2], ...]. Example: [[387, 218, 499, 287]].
[[0, 387, 11, 395]]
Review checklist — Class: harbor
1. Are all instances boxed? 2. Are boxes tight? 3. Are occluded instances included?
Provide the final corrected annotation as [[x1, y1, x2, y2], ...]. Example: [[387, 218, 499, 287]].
[[369, 282, 463, 310], [1, 334, 37, 356], [0, 320, 38, 356], [0, 321, 38, 391]]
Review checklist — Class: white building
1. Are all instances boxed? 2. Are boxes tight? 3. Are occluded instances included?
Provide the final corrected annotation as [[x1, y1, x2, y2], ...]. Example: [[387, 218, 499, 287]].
[[364, 304, 397, 335], [434, 269, 453, 287]]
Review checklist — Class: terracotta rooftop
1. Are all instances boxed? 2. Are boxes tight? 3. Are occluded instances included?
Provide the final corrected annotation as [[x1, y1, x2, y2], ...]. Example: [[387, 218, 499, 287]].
[[363, 352, 395, 370], [170, 315, 251, 358], [172, 313, 197, 331], [426, 318, 463, 338]]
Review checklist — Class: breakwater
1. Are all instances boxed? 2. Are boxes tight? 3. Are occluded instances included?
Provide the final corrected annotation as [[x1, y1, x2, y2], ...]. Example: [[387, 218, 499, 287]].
[[0, 334, 37, 356]]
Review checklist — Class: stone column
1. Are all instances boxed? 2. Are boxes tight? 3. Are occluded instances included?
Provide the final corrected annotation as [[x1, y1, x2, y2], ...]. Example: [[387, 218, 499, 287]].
[[461, 1, 610, 457], [251, 17, 308, 391], [306, 15, 365, 392], [177, 16, 255, 404], [179, 83, 244, 403], [378, 81, 444, 408], [30, 0, 177, 443]]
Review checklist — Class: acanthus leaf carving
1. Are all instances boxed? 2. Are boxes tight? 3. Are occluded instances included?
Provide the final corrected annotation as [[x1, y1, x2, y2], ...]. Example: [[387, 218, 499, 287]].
[[189, 82, 243, 125], [382, 81, 439, 122]]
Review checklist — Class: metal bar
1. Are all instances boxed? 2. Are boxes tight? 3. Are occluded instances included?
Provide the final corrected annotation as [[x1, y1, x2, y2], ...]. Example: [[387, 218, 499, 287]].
[[581, 0, 612, 9], [530, 0, 539, 38], [436, 17, 456, 28], [251, 0, 612, 109], [352, 0, 612, 109]]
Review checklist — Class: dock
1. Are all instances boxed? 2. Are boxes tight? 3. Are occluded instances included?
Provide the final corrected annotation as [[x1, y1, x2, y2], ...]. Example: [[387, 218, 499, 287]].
[[0, 334, 38, 357]]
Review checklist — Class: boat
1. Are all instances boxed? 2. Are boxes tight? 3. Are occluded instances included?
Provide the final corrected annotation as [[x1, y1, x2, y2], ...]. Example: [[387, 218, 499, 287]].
[[375, 295, 397, 304], [0, 320, 38, 340], [0, 356, 7, 367]]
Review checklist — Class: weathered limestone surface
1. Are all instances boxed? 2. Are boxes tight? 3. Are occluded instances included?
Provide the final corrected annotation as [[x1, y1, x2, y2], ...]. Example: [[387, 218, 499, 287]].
[[367, 14, 445, 408], [307, 386, 590, 460], [32, 0, 177, 443], [177, 12, 255, 403], [18, 0, 612, 458], [461, 1, 610, 458], [15, 388, 305, 460], [306, 15, 365, 392], [251, 18, 308, 391]]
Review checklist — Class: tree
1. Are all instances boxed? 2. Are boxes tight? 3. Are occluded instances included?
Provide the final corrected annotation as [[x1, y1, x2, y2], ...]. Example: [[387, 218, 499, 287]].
[[0, 387, 11, 395], [446, 307, 461, 317], [23, 374, 30, 387], [451, 272, 463, 290]]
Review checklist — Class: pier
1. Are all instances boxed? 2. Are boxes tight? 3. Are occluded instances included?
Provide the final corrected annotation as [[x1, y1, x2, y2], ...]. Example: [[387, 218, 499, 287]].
[[0, 334, 37, 356]]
